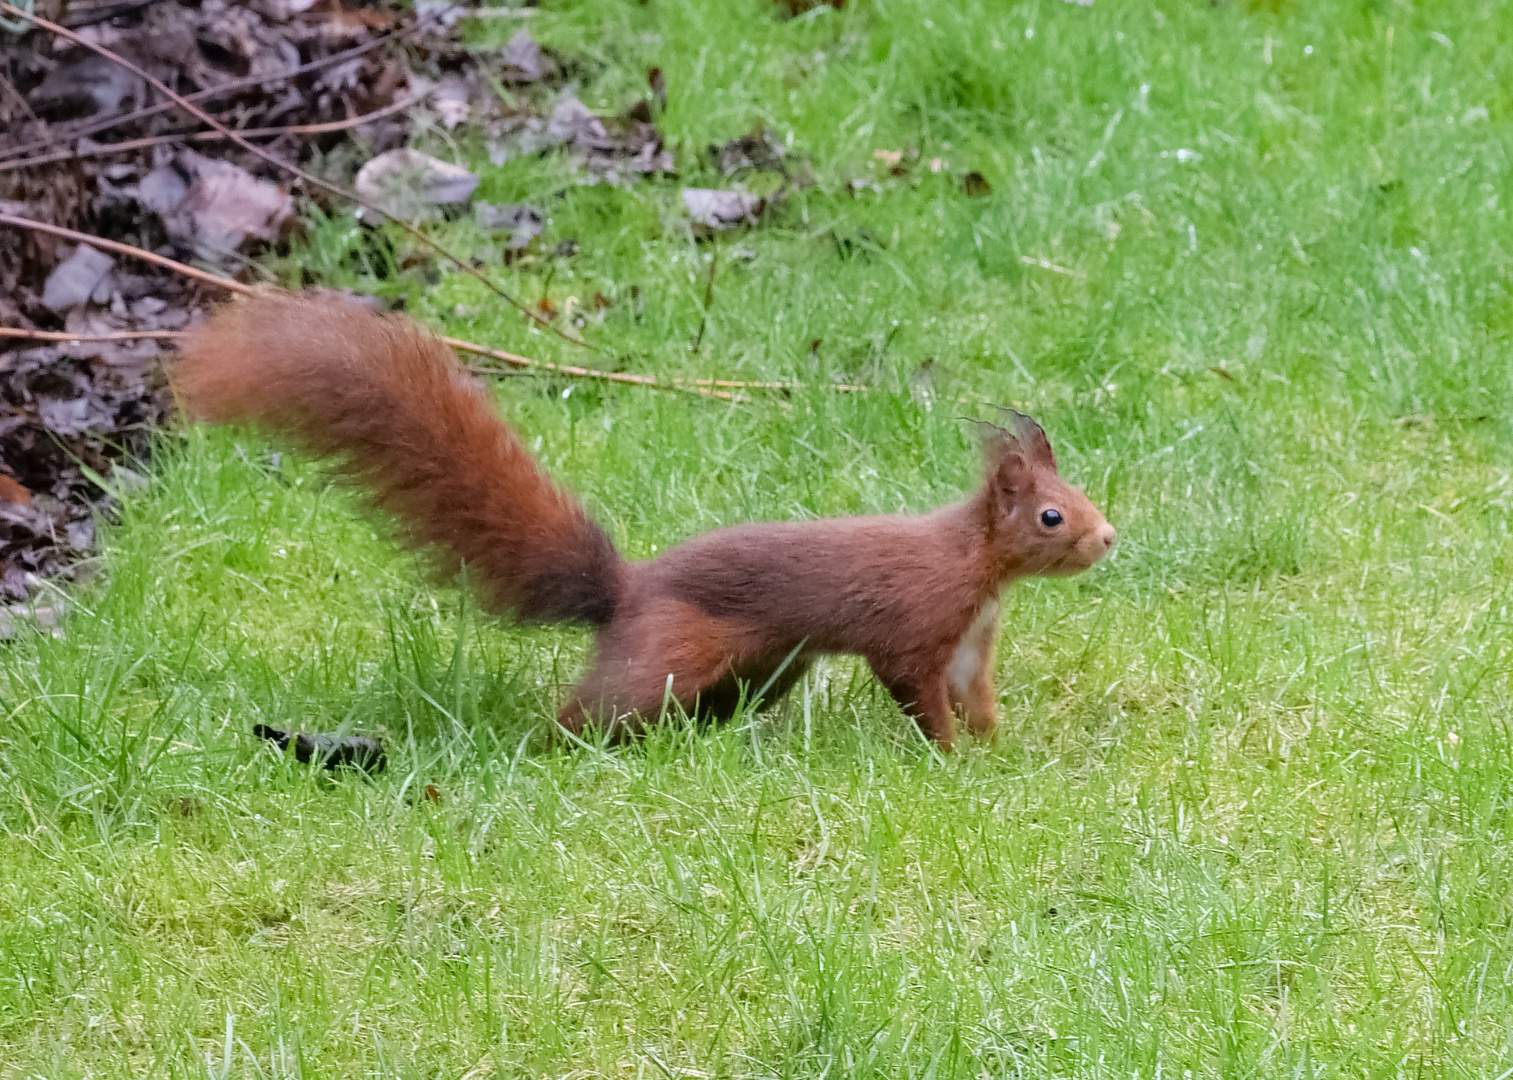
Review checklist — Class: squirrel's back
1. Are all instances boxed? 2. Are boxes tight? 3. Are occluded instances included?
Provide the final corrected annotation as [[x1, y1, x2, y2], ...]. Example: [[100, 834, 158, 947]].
[[174, 292, 624, 625]]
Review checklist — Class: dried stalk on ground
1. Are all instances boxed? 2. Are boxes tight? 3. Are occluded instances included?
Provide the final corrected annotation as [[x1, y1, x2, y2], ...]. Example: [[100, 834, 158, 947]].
[[0, 212, 749, 399]]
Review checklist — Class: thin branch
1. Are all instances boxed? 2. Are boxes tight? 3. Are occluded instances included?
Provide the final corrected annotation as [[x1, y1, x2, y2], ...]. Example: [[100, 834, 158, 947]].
[[0, 211, 260, 295], [0, 322, 736, 401], [0, 96, 420, 174], [0, 73, 52, 150], [690, 246, 718, 356], [61, 0, 157, 29], [0, 212, 833, 400], [441, 337, 734, 401], [0, 327, 186, 342], [0, 3, 595, 351], [0, 214, 723, 398], [0, 30, 404, 163], [693, 375, 865, 392]]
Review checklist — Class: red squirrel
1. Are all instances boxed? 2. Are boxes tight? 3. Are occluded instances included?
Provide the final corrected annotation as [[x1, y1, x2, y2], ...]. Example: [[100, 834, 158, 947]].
[[175, 292, 1115, 749]]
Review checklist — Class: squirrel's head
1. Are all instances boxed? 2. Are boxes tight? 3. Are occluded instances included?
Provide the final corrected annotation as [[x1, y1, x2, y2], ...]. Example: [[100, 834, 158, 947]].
[[978, 411, 1115, 577]]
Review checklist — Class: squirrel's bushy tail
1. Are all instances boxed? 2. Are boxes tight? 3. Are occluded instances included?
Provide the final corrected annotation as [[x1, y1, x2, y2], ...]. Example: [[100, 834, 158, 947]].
[[175, 291, 623, 626]]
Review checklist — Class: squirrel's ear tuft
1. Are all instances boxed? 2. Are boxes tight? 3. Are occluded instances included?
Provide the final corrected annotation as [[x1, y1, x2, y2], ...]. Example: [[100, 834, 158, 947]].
[[974, 420, 1031, 493], [993, 408, 1056, 470], [973, 419, 1017, 465]]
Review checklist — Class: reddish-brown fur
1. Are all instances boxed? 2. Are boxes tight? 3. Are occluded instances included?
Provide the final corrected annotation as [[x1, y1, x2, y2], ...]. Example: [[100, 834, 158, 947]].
[[176, 292, 1115, 748]]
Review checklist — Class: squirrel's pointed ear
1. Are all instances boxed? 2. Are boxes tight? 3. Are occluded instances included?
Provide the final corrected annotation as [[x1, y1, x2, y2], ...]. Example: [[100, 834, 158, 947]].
[[994, 408, 1056, 470], [977, 421, 1031, 494]]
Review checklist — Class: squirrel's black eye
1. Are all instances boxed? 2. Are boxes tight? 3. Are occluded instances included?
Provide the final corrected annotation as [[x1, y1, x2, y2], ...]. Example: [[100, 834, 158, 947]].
[[1040, 509, 1064, 528]]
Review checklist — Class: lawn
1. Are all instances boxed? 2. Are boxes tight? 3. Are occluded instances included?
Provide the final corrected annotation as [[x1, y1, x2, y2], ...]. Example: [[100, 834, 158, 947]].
[[5, 0, 1513, 1075]]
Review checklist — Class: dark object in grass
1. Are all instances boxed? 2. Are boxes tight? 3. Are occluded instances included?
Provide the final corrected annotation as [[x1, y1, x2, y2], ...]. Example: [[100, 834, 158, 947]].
[[776, 0, 845, 16], [962, 171, 992, 197], [253, 724, 387, 773], [711, 124, 787, 178]]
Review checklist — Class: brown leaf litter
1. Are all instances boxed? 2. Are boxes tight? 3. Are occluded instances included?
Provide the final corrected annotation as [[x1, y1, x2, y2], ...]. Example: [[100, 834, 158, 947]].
[[485, 88, 674, 185], [0, 0, 683, 608], [0, 0, 486, 607]]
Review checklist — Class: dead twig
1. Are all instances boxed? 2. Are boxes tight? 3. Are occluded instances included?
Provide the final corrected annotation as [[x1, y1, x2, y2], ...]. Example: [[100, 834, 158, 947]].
[[0, 210, 260, 296], [0, 320, 700, 396], [0, 2, 595, 352], [441, 338, 734, 401], [690, 246, 718, 356], [0, 320, 830, 398], [0, 73, 52, 150], [0, 212, 848, 401], [694, 375, 865, 392], [0, 212, 734, 399], [0, 327, 187, 343], [61, 0, 157, 29], [0, 96, 420, 174]]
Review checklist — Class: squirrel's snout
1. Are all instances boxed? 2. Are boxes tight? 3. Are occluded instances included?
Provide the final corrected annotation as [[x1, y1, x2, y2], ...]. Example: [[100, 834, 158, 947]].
[[1075, 521, 1116, 569]]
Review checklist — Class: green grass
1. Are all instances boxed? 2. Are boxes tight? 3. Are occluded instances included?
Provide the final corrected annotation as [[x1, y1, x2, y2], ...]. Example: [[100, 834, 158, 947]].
[[6, 0, 1513, 1075]]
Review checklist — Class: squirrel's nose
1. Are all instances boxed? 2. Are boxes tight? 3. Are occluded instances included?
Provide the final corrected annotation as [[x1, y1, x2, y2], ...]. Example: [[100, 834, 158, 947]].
[[1099, 524, 1116, 549]]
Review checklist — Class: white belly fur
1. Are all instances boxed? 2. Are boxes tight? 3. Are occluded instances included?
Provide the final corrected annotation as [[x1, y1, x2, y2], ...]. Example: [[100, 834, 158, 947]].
[[947, 598, 1000, 699]]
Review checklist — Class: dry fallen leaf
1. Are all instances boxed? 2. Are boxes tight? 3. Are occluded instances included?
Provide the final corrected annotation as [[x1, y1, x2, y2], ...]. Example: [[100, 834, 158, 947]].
[[354, 148, 480, 220], [0, 476, 32, 505], [500, 28, 545, 82], [0, 598, 68, 641], [548, 94, 610, 145], [158, 151, 295, 262], [432, 74, 471, 128], [528, 93, 675, 184], [28, 54, 141, 119], [648, 65, 668, 111], [683, 188, 765, 230], [41, 245, 114, 313]]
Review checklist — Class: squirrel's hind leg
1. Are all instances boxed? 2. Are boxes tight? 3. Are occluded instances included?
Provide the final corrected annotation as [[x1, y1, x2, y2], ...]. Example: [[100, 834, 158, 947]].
[[867, 658, 958, 750], [695, 654, 814, 724], [556, 600, 740, 740]]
